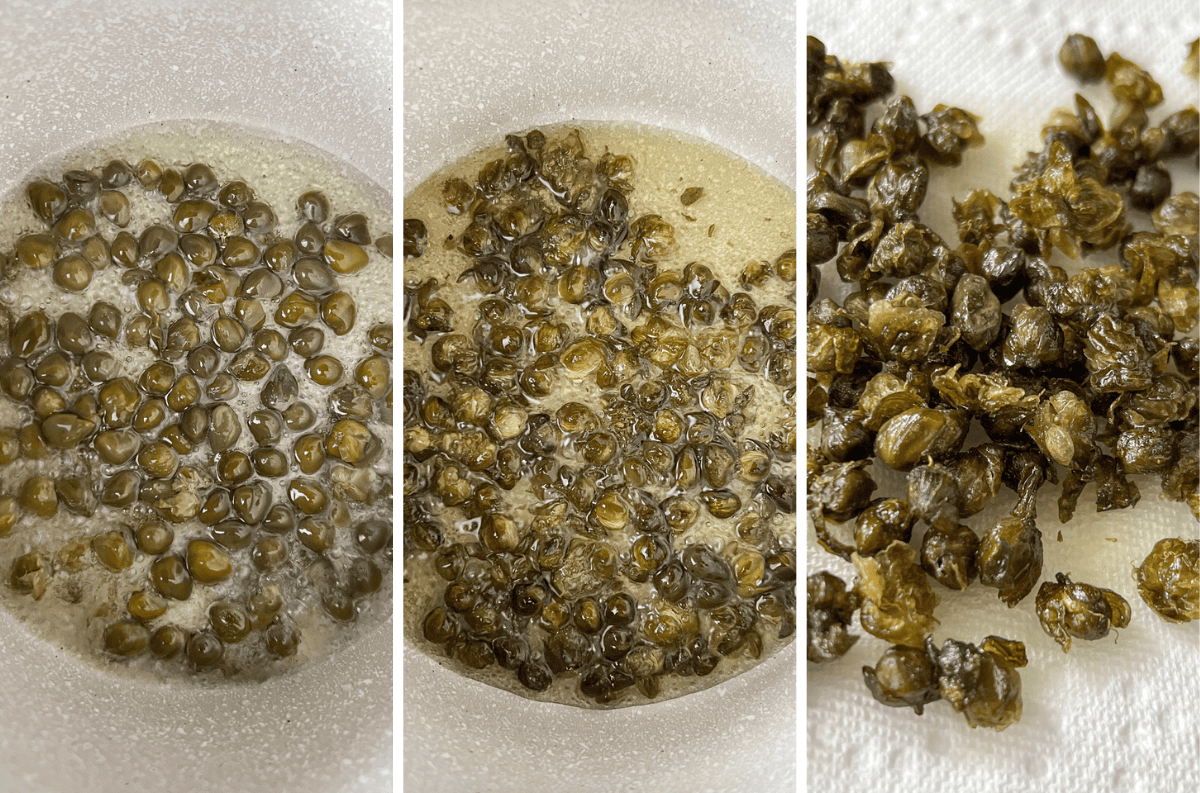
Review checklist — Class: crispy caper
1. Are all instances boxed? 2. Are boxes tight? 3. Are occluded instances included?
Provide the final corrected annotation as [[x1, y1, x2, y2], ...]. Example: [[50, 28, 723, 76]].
[[187, 539, 232, 584], [150, 555, 193, 600], [103, 621, 151, 657]]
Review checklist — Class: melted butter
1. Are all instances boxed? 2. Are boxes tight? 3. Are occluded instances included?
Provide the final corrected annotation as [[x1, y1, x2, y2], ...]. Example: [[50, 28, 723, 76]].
[[403, 122, 796, 708]]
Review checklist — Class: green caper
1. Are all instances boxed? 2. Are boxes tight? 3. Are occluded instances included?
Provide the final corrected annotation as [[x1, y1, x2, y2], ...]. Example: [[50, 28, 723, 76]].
[[127, 590, 168, 622], [174, 203, 217, 234], [208, 600, 252, 644], [293, 256, 338, 294], [187, 539, 232, 584], [297, 189, 330, 222], [88, 301, 122, 339], [29, 387, 66, 421], [0, 359, 34, 402], [50, 254, 92, 292], [230, 482, 271, 525], [99, 471, 140, 508], [242, 200, 277, 233], [18, 423, 48, 460], [133, 397, 168, 432], [263, 240, 297, 272], [126, 316, 154, 349], [354, 355, 390, 400], [251, 536, 288, 571], [253, 328, 289, 361], [0, 429, 19, 466], [92, 428, 141, 465], [137, 441, 180, 479], [275, 291, 319, 328], [232, 298, 267, 331], [323, 239, 369, 274], [206, 373, 239, 401], [52, 208, 96, 241], [135, 520, 175, 555], [103, 621, 151, 657], [305, 355, 344, 386], [20, 475, 58, 518], [96, 190, 131, 227], [209, 210, 244, 239], [218, 179, 253, 208], [293, 434, 327, 474], [262, 504, 296, 534], [222, 235, 259, 268], [92, 530, 134, 571], [14, 233, 58, 269], [41, 412, 96, 448], [26, 180, 67, 224], [179, 345, 215, 382], [265, 618, 301, 657], [214, 450, 253, 485], [322, 589, 356, 622], [241, 269, 285, 301], [150, 554, 193, 600], [348, 557, 383, 594], [186, 631, 224, 668], [183, 162, 218, 195], [297, 517, 335, 552], [288, 478, 329, 515], [282, 401, 316, 431], [149, 625, 187, 659], [208, 403, 242, 453], [228, 349, 270, 381], [288, 326, 325, 358], [355, 518, 390, 554], [159, 169, 184, 201], [197, 489, 231, 526]]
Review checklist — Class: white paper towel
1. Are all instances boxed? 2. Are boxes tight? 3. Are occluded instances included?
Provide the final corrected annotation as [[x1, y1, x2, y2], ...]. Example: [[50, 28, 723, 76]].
[[807, 1, 1199, 791]]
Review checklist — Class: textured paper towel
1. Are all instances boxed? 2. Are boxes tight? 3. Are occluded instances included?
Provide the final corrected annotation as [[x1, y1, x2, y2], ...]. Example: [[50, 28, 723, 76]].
[[807, 1, 1199, 792]]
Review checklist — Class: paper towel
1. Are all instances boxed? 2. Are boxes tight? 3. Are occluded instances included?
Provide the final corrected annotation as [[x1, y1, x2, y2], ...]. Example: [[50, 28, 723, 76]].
[[807, 1, 1199, 791]]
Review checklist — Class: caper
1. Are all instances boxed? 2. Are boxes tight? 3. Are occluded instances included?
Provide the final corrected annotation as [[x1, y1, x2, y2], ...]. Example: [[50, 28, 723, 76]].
[[214, 450, 253, 485], [127, 590, 168, 622], [228, 349, 270, 381], [209, 209, 244, 239], [19, 475, 58, 518], [304, 355, 344, 386], [260, 504, 296, 535], [253, 329, 288, 361], [205, 600, 252, 645], [297, 189, 331, 222], [282, 401, 317, 431], [0, 359, 34, 402], [52, 208, 97, 242], [251, 536, 288, 572], [89, 530, 134, 572], [14, 233, 58, 269], [297, 517, 336, 553], [197, 489, 231, 526], [368, 323, 392, 353], [186, 631, 224, 668], [103, 621, 151, 657], [18, 423, 48, 460], [186, 539, 232, 584], [231, 482, 272, 525], [84, 302, 121, 340], [26, 180, 67, 224], [221, 235, 259, 268], [262, 241, 297, 273], [275, 291, 319, 328], [319, 291, 357, 335], [149, 555, 193, 600], [289, 478, 329, 515], [132, 520, 174, 556], [242, 200, 277, 233], [0, 430, 18, 466], [182, 162, 218, 195], [41, 412, 96, 448], [265, 618, 301, 657], [218, 179, 253, 209], [147, 625, 186, 659], [331, 212, 370, 245], [355, 518, 390, 554], [29, 387, 65, 421], [287, 326, 325, 359]]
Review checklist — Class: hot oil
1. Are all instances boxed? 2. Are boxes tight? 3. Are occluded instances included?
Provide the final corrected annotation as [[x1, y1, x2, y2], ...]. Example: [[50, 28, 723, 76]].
[[0, 120, 393, 684], [403, 121, 796, 708]]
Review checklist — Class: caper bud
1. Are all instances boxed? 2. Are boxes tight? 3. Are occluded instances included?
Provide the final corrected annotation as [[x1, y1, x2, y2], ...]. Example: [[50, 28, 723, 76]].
[[150, 555, 193, 600], [103, 621, 151, 657]]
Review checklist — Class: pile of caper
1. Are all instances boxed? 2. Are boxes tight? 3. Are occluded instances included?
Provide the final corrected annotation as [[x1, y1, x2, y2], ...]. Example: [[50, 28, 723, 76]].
[[0, 155, 393, 678], [808, 33, 1198, 729], [404, 127, 797, 706]]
